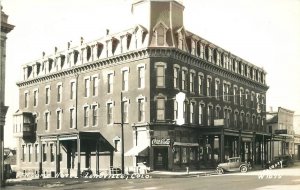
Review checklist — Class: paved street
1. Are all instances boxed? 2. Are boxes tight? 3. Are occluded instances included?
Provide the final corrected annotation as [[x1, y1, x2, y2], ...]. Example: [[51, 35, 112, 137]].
[[4, 166, 300, 190]]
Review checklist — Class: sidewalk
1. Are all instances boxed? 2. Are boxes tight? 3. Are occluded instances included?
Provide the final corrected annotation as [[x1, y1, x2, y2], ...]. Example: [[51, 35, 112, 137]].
[[149, 169, 216, 178], [149, 164, 269, 178]]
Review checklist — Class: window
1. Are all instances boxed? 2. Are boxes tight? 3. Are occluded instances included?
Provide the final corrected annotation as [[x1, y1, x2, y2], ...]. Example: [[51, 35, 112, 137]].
[[33, 90, 38, 106], [84, 106, 89, 127], [251, 92, 255, 108], [138, 99, 145, 122], [245, 90, 249, 108], [122, 70, 129, 91], [207, 77, 212, 96], [42, 144, 46, 162], [184, 101, 188, 123], [92, 76, 98, 96], [70, 82, 76, 100], [261, 95, 265, 112], [174, 67, 179, 89], [246, 114, 251, 129], [114, 138, 120, 152], [252, 115, 256, 130], [207, 106, 213, 126], [233, 86, 238, 105], [174, 100, 178, 120], [224, 109, 231, 127], [215, 80, 220, 100], [35, 144, 38, 162], [156, 65, 165, 87], [198, 74, 204, 95], [215, 107, 221, 119], [122, 100, 128, 123], [92, 105, 98, 126], [45, 87, 50, 104], [57, 110, 61, 130], [240, 88, 244, 106], [50, 144, 54, 162], [107, 73, 113, 93], [84, 78, 90, 97], [24, 92, 29, 108], [200, 44, 205, 59], [182, 69, 187, 90], [190, 72, 195, 93], [70, 108, 75, 129], [199, 104, 204, 125], [216, 51, 221, 65], [28, 145, 31, 162], [22, 145, 25, 161], [190, 102, 195, 124], [156, 98, 165, 121], [57, 84, 62, 102], [138, 66, 145, 88], [240, 113, 244, 130], [45, 112, 49, 131], [157, 26, 165, 46], [208, 48, 213, 62], [234, 111, 238, 128], [107, 103, 113, 124], [223, 83, 230, 102]]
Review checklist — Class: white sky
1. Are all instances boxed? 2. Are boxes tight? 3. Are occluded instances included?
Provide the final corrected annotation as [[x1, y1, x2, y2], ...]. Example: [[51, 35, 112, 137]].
[[1, 0, 300, 148]]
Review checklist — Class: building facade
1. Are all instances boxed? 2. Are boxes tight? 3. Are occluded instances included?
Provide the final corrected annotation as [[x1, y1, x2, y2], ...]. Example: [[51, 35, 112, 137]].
[[267, 107, 296, 160], [1, 5, 14, 186], [13, 0, 268, 176]]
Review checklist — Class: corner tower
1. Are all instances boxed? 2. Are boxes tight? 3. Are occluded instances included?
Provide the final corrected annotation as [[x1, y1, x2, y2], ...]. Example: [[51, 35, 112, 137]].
[[131, 0, 185, 47]]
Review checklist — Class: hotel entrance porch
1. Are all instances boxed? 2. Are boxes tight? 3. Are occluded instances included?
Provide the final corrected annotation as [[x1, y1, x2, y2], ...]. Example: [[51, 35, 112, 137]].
[[38, 131, 114, 178]]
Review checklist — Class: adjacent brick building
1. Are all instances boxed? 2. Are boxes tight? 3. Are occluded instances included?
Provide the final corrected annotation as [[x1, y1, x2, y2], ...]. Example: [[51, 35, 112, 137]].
[[13, 0, 269, 176]]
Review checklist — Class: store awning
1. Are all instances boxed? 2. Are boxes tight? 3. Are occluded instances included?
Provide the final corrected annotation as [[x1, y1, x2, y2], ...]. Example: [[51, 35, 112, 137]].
[[173, 142, 199, 147], [125, 145, 149, 157]]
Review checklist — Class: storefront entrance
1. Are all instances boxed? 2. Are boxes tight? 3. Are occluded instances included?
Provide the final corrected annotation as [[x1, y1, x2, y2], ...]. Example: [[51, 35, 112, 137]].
[[153, 147, 168, 170]]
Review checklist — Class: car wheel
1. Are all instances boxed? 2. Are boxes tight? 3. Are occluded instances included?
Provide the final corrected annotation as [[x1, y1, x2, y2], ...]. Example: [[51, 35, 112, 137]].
[[216, 167, 224, 174], [240, 165, 248, 173]]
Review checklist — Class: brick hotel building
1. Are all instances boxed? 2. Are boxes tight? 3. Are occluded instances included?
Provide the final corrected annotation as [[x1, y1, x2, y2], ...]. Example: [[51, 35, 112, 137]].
[[13, 0, 269, 176]]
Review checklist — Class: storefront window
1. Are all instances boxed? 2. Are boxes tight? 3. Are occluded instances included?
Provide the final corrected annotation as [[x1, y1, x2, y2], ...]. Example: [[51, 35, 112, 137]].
[[181, 147, 187, 164], [173, 147, 180, 164], [190, 147, 196, 162]]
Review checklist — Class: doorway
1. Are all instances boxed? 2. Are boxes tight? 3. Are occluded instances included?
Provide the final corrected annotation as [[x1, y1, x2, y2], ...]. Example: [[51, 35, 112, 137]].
[[153, 147, 168, 170]]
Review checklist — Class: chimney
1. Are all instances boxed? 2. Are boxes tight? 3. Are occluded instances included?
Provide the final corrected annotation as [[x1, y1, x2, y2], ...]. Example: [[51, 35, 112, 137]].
[[106, 29, 110, 36]]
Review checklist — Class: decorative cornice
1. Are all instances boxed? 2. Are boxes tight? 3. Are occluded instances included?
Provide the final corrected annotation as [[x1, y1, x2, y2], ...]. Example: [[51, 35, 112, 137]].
[[17, 47, 268, 91]]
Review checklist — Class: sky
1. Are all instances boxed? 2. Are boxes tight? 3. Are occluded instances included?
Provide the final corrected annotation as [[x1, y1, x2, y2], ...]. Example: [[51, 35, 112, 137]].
[[1, 0, 300, 148]]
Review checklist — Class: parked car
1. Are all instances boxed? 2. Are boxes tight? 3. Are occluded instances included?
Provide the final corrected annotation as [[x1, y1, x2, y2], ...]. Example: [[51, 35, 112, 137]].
[[265, 155, 294, 169], [216, 157, 251, 174], [3, 164, 16, 179]]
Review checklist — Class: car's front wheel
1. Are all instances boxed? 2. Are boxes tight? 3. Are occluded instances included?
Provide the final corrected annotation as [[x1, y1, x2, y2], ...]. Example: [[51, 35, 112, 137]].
[[240, 165, 248, 173], [216, 167, 224, 174]]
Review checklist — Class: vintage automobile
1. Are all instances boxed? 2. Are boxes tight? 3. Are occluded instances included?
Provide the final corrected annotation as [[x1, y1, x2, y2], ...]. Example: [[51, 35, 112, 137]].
[[264, 155, 294, 169], [216, 157, 250, 174]]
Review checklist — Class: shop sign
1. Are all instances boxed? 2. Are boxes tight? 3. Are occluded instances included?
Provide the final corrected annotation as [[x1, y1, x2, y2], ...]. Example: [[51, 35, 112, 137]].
[[214, 119, 224, 126], [275, 129, 287, 134], [151, 138, 170, 146]]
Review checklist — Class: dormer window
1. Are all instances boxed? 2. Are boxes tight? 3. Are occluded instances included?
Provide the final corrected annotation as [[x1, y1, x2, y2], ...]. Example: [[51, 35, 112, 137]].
[[157, 27, 164, 46], [153, 21, 169, 47]]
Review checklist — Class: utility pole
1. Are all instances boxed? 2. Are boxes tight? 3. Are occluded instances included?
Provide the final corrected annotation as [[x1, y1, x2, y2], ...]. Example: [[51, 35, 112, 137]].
[[114, 92, 127, 174], [121, 92, 124, 174]]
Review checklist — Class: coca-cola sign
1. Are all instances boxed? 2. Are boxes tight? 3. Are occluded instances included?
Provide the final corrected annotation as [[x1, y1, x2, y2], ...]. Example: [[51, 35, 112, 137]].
[[151, 138, 171, 146]]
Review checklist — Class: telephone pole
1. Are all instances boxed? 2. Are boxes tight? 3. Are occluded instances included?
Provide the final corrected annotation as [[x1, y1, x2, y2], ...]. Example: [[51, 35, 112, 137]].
[[114, 92, 127, 174]]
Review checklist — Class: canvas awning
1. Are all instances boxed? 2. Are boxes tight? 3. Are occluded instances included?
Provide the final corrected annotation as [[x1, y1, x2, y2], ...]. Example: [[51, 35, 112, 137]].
[[173, 142, 199, 147], [125, 145, 149, 157]]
